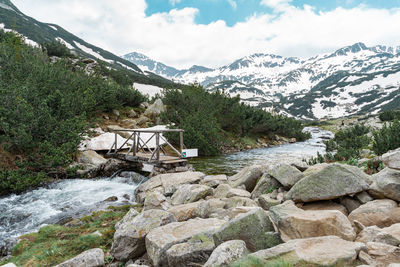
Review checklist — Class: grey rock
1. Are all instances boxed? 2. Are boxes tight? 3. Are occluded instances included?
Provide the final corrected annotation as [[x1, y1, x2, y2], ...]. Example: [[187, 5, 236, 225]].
[[166, 234, 215, 267], [144, 99, 165, 117], [171, 184, 212, 205], [269, 163, 304, 188], [128, 109, 138, 118], [258, 194, 282, 210], [167, 201, 210, 222], [213, 207, 279, 252], [355, 191, 373, 204], [54, 248, 104, 267], [348, 199, 400, 228], [369, 167, 400, 201], [200, 175, 228, 188], [204, 240, 249, 267], [340, 197, 362, 213], [145, 218, 225, 267], [359, 242, 400, 267], [250, 236, 365, 266], [228, 165, 264, 192], [111, 209, 176, 261], [251, 173, 281, 199], [143, 190, 171, 211], [382, 147, 400, 170], [269, 200, 355, 242], [286, 163, 370, 202], [301, 200, 348, 216], [214, 184, 251, 199]]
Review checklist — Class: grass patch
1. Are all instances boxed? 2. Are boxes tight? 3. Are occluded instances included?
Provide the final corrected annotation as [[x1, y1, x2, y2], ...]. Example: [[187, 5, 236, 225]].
[[1, 205, 139, 267], [230, 255, 361, 267]]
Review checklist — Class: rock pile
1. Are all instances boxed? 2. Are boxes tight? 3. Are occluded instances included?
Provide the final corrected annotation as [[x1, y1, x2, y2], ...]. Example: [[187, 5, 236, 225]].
[[28, 148, 400, 267]]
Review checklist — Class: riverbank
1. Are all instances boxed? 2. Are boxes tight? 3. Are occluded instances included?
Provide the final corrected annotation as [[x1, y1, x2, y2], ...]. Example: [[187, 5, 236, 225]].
[[2, 146, 400, 266]]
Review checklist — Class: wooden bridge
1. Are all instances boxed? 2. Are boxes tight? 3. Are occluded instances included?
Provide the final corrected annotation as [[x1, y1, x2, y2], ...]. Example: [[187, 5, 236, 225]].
[[106, 128, 191, 171]]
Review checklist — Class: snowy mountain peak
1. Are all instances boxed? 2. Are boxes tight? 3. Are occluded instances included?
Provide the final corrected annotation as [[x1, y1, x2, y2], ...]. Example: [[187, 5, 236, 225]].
[[332, 42, 368, 56], [187, 65, 213, 73], [124, 43, 400, 120]]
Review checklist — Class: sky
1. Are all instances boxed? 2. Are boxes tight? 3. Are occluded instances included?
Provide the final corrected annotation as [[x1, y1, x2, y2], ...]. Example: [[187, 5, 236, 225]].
[[12, 0, 400, 69]]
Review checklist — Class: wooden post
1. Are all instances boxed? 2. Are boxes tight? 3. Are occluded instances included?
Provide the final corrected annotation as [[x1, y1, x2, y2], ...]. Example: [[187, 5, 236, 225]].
[[132, 132, 136, 156], [156, 132, 160, 161], [136, 132, 140, 155], [180, 131, 183, 155], [115, 132, 118, 154]]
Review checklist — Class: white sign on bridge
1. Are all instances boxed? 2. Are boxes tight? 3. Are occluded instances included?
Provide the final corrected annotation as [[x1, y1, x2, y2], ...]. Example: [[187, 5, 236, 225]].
[[182, 149, 198, 158]]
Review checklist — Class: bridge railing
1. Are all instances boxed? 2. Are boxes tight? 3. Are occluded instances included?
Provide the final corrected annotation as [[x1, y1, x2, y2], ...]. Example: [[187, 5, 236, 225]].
[[107, 129, 184, 162]]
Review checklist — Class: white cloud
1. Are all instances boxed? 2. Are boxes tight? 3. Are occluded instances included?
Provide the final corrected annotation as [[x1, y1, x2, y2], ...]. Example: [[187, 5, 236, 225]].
[[169, 0, 182, 6], [261, 0, 292, 11], [227, 0, 237, 10], [11, 0, 400, 69]]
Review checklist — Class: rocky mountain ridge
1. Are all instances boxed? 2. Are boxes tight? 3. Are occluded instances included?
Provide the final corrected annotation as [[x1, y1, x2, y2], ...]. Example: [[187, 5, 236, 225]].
[[125, 43, 400, 120]]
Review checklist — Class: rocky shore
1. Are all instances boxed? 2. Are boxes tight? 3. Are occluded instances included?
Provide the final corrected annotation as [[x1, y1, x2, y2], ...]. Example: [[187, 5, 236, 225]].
[[8, 147, 398, 267]]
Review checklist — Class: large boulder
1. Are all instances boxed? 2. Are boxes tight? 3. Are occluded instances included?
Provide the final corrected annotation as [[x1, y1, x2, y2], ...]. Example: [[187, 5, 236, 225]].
[[369, 168, 400, 201], [200, 175, 228, 188], [78, 150, 107, 166], [167, 201, 210, 222], [213, 208, 280, 251], [359, 242, 400, 267], [249, 236, 365, 266], [228, 165, 264, 192], [269, 201, 356, 241], [382, 148, 400, 170], [221, 196, 258, 209], [203, 240, 249, 267], [214, 184, 251, 199], [356, 223, 400, 246], [257, 194, 281, 210], [143, 190, 171, 211], [160, 172, 205, 195], [111, 209, 176, 261], [145, 218, 225, 267], [166, 234, 215, 267], [54, 248, 104, 267], [250, 173, 281, 200], [301, 200, 348, 216], [144, 99, 165, 117], [135, 171, 205, 203], [268, 163, 304, 188], [348, 199, 400, 228], [171, 184, 212, 205], [286, 163, 370, 202]]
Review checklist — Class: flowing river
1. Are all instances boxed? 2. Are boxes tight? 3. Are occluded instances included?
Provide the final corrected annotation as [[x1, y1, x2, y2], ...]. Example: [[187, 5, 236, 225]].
[[0, 127, 332, 252]]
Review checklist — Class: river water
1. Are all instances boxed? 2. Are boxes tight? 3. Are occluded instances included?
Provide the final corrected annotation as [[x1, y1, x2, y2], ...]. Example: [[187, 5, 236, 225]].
[[0, 127, 332, 252], [189, 127, 333, 175]]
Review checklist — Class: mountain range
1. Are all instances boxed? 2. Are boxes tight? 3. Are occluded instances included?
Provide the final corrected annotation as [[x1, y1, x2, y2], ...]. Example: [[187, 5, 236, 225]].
[[124, 43, 400, 120], [1, 0, 399, 120]]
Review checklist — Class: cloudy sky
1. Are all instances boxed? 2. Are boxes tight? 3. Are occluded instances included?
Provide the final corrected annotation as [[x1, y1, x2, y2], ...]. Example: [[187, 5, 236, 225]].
[[12, 0, 400, 69]]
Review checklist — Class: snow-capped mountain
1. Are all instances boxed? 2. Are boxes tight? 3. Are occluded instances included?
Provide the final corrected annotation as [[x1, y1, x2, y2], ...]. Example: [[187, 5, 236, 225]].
[[124, 43, 400, 119]]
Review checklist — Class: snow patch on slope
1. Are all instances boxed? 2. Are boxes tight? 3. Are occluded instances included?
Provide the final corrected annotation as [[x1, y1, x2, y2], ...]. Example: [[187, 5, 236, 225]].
[[73, 41, 113, 63], [133, 83, 164, 98], [56, 37, 74, 49]]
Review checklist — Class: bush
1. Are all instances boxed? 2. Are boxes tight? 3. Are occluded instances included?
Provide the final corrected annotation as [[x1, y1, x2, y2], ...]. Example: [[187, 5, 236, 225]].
[[326, 124, 370, 160], [161, 85, 308, 156], [373, 120, 400, 155], [379, 110, 400, 122], [42, 40, 72, 57], [0, 30, 146, 195]]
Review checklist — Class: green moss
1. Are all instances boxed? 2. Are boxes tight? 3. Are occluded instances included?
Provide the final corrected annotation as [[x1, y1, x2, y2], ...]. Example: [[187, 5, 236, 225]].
[[2, 205, 138, 267]]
